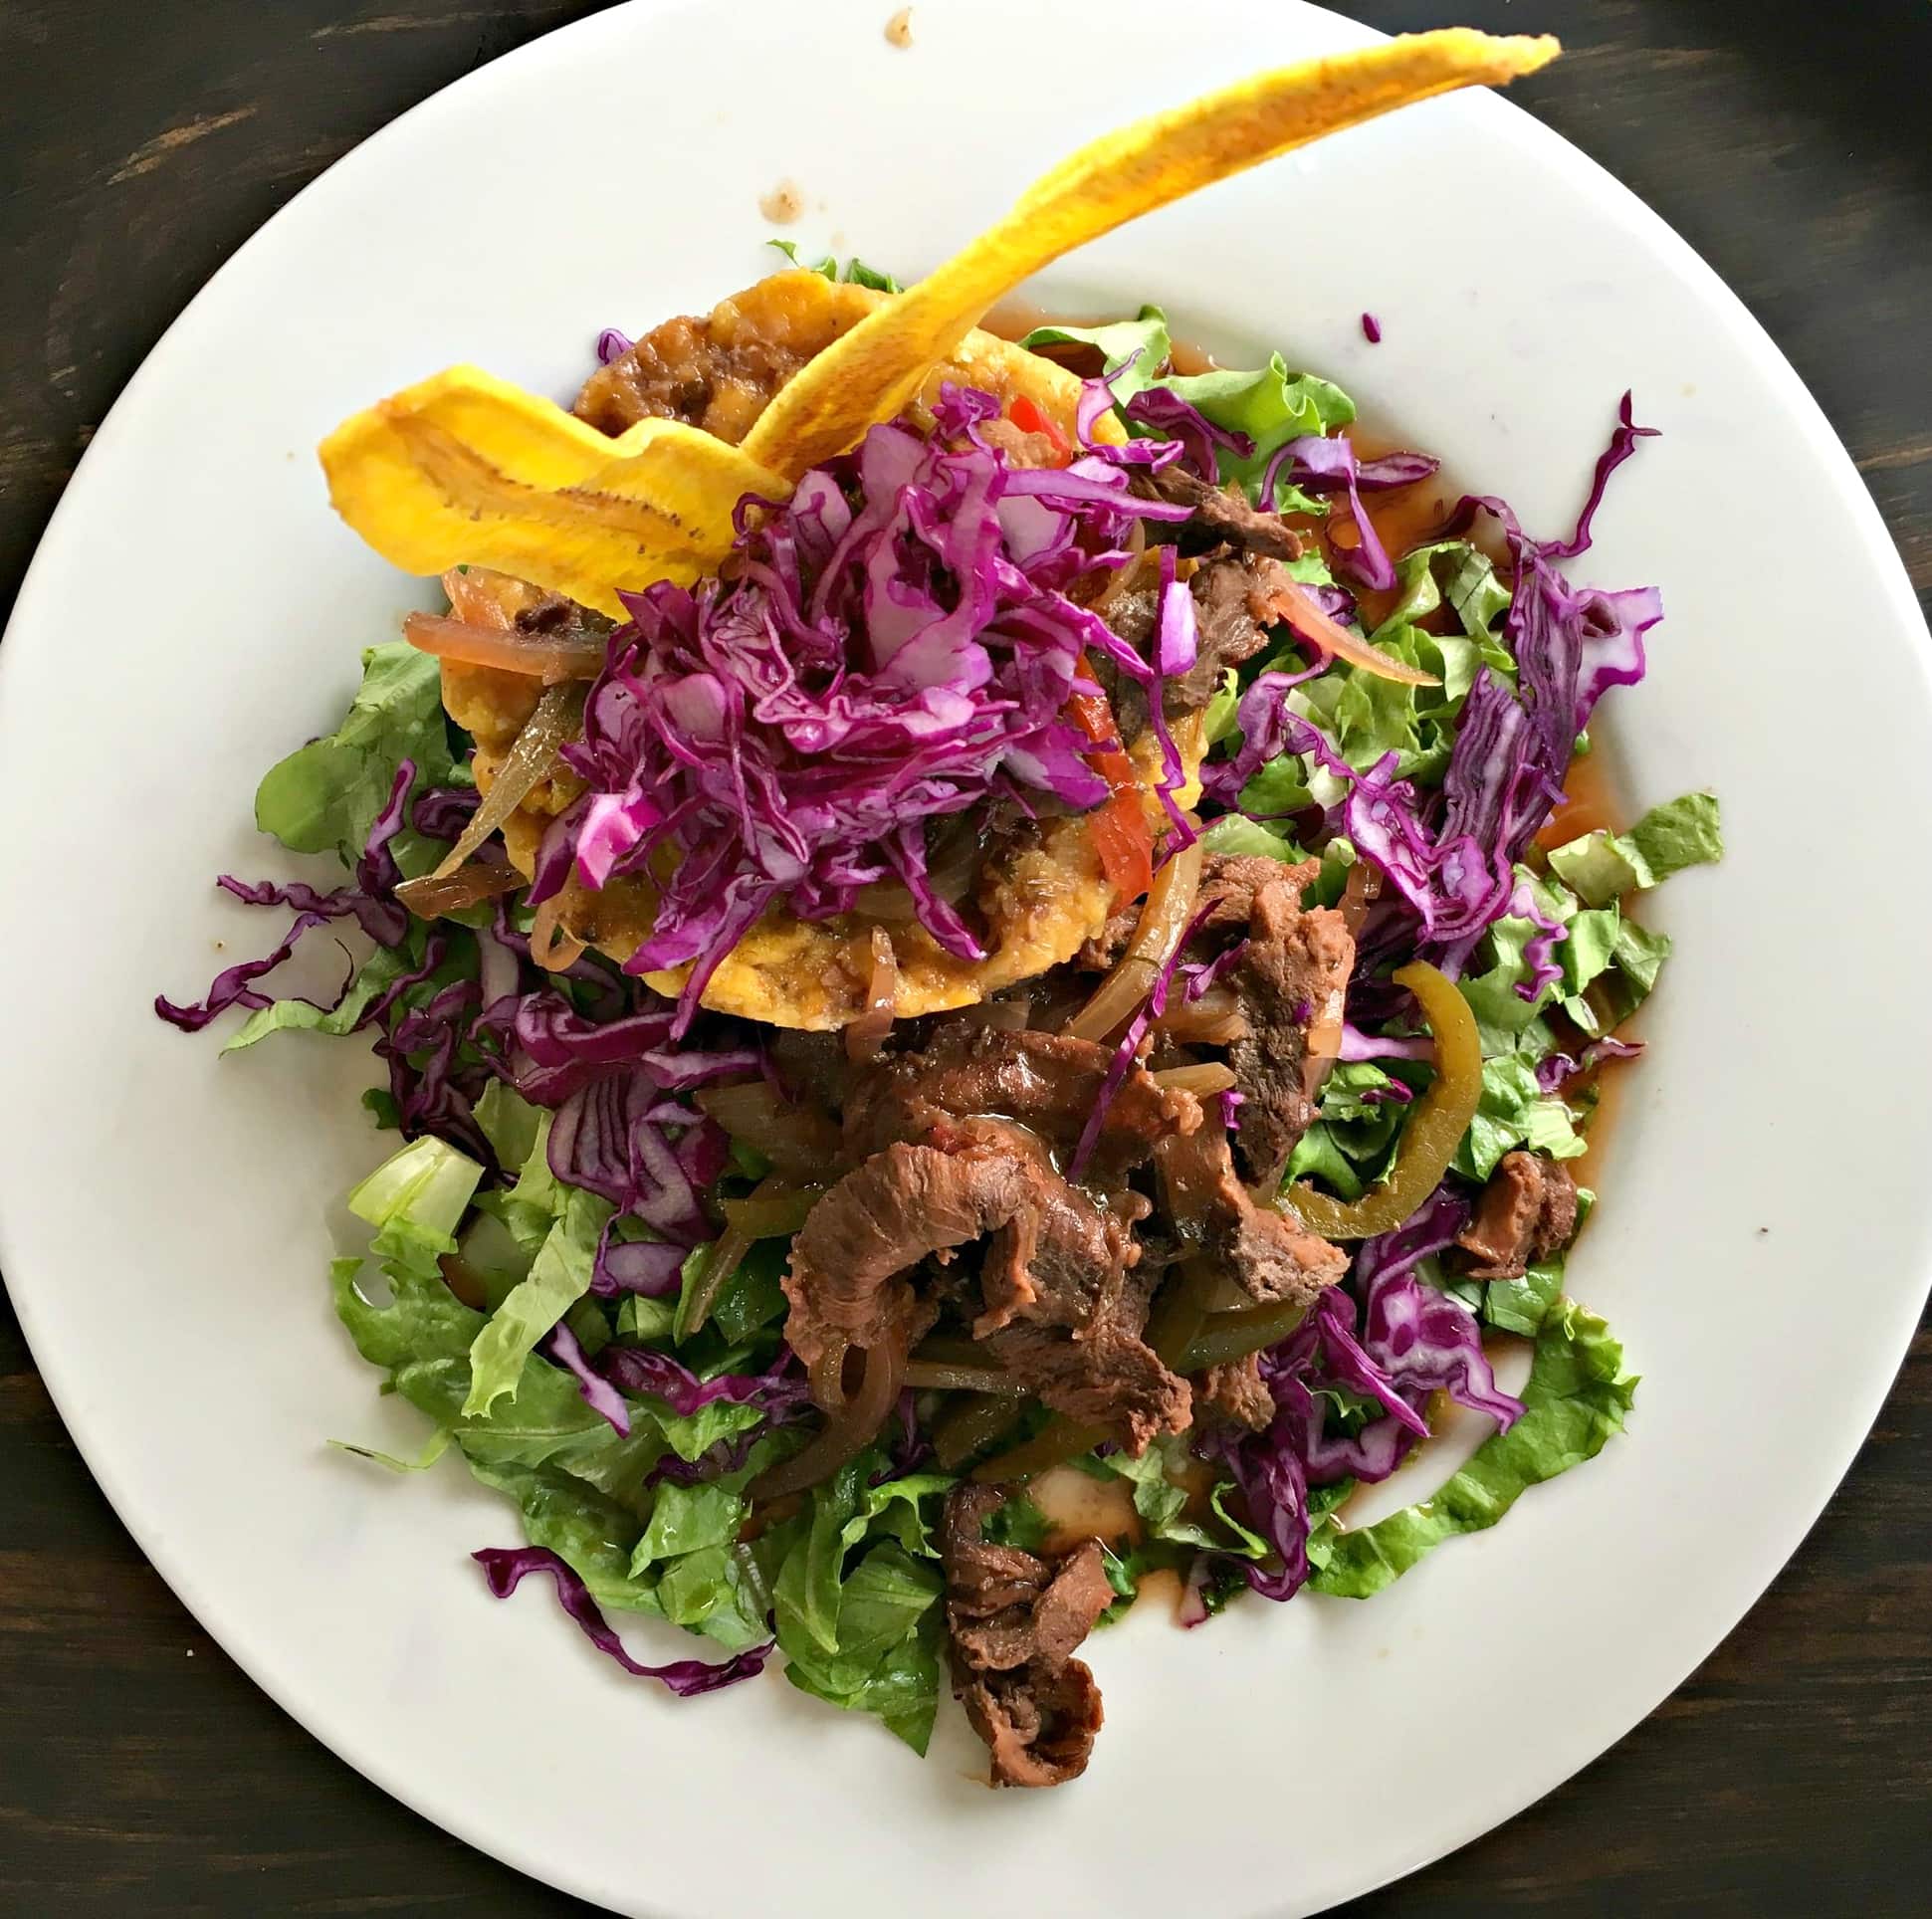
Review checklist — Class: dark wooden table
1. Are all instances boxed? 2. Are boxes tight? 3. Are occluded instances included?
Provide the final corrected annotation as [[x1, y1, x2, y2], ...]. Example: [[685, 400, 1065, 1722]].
[[3, 1, 1927, 1911]]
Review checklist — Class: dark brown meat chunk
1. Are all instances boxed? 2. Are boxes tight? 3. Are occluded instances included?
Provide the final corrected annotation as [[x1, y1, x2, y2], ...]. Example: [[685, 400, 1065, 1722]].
[[1195, 1353, 1276, 1432], [1171, 551, 1294, 710], [958, 1659, 1107, 1791], [1196, 850, 1318, 942], [844, 1023, 1201, 1184], [1137, 466, 1305, 561], [1075, 900, 1142, 972], [964, 1128, 1190, 1453], [780, 1143, 1026, 1367], [987, 1296, 1192, 1456], [1156, 1121, 1346, 1309], [944, 1486, 1112, 1788], [1079, 848, 1316, 973], [788, 1120, 1189, 1451], [1226, 878, 1355, 1188], [944, 1486, 1115, 1671], [1089, 548, 1303, 747], [975, 1152, 1135, 1338], [1455, 1151, 1581, 1280], [572, 275, 861, 445]]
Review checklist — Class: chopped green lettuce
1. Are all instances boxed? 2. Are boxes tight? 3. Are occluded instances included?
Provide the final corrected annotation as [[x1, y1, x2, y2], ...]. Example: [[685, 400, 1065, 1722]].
[[1146, 355, 1355, 507], [765, 238, 902, 293], [1547, 791, 1724, 906], [772, 1457, 949, 1753], [253, 642, 458, 860], [463, 1183, 611, 1418], [1016, 306, 1172, 404], [345, 1136, 484, 1286]]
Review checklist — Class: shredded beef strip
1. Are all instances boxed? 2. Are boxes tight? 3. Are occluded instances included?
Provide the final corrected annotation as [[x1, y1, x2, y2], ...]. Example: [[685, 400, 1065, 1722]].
[[1455, 1151, 1581, 1280], [1225, 877, 1355, 1188], [1195, 1352, 1276, 1433], [779, 1142, 1028, 1369], [1134, 466, 1304, 561], [1091, 548, 1305, 747], [844, 1023, 1201, 1184], [573, 283, 842, 444], [1156, 1120, 1346, 1309], [984, 1253, 1192, 1455], [1080, 849, 1317, 974], [786, 1115, 1190, 1450], [944, 1485, 1112, 1788]]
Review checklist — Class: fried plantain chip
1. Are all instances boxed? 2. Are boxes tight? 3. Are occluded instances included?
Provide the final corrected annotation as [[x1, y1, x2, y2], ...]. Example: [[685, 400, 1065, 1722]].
[[318, 366, 783, 619], [741, 29, 1557, 482]]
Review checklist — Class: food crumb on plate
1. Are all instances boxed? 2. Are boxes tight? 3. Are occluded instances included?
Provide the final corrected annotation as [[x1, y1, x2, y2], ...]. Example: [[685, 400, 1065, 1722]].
[[885, 7, 914, 48], [758, 179, 804, 224]]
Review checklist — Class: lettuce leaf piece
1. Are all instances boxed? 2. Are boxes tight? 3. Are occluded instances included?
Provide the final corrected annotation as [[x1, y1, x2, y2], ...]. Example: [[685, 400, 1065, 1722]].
[[765, 238, 903, 293], [1196, 812, 1308, 865], [1381, 540, 1513, 656], [1151, 355, 1355, 505], [1480, 1259, 1568, 1338], [979, 1494, 1051, 1553], [631, 1480, 746, 1576], [254, 642, 458, 861], [332, 1262, 662, 1499], [345, 1136, 484, 1286], [1547, 790, 1724, 907], [222, 941, 412, 1053], [840, 1472, 958, 1558], [464, 1184, 613, 1418], [774, 1461, 947, 1753], [705, 1236, 789, 1346], [780, 1547, 946, 1754], [474, 1080, 543, 1177], [1286, 1122, 1366, 1200], [1626, 789, 1724, 882], [1099, 1436, 1269, 1558], [1312, 1298, 1636, 1599], [1016, 305, 1172, 404], [615, 1292, 678, 1344], [1454, 1054, 1587, 1182]]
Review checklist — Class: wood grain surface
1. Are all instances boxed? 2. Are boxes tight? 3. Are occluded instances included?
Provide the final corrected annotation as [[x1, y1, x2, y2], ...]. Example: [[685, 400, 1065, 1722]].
[[2, 1, 1927, 1912]]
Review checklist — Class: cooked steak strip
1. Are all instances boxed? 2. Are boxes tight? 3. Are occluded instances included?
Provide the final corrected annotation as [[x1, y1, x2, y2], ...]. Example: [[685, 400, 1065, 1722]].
[[1225, 877, 1354, 1188], [1195, 1352, 1276, 1432], [1455, 1151, 1581, 1280], [1156, 1121, 1346, 1309], [1090, 548, 1308, 747], [844, 1023, 1200, 1184], [779, 1142, 1027, 1368], [1136, 466, 1304, 561], [944, 1485, 1113, 1788]]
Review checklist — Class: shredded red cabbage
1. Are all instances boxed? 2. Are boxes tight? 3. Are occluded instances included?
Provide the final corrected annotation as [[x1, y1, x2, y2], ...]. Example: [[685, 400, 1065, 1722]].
[[560, 385, 1189, 1034], [1203, 1183, 1524, 1601], [1361, 313, 1383, 344], [595, 1342, 810, 1422], [154, 760, 418, 1031], [472, 1546, 773, 1695], [543, 1321, 633, 1435], [1122, 384, 1255, 478], [1537, 1034, 1644, 1091]]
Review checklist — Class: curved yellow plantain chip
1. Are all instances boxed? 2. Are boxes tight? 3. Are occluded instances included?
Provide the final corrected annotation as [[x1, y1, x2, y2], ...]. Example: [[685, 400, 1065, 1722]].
[[742, 29, 1558, 482], [319, 279, 1123, 615], [318, 366, 784, 619]]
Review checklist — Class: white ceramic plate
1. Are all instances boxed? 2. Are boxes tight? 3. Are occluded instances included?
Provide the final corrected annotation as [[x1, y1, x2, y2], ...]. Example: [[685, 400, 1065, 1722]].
[[2, 3, 1927, 1913]]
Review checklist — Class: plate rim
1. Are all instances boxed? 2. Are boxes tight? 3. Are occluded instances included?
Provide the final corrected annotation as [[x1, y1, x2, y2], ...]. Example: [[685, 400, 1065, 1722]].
[[2, 3, 1928, 1913]]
